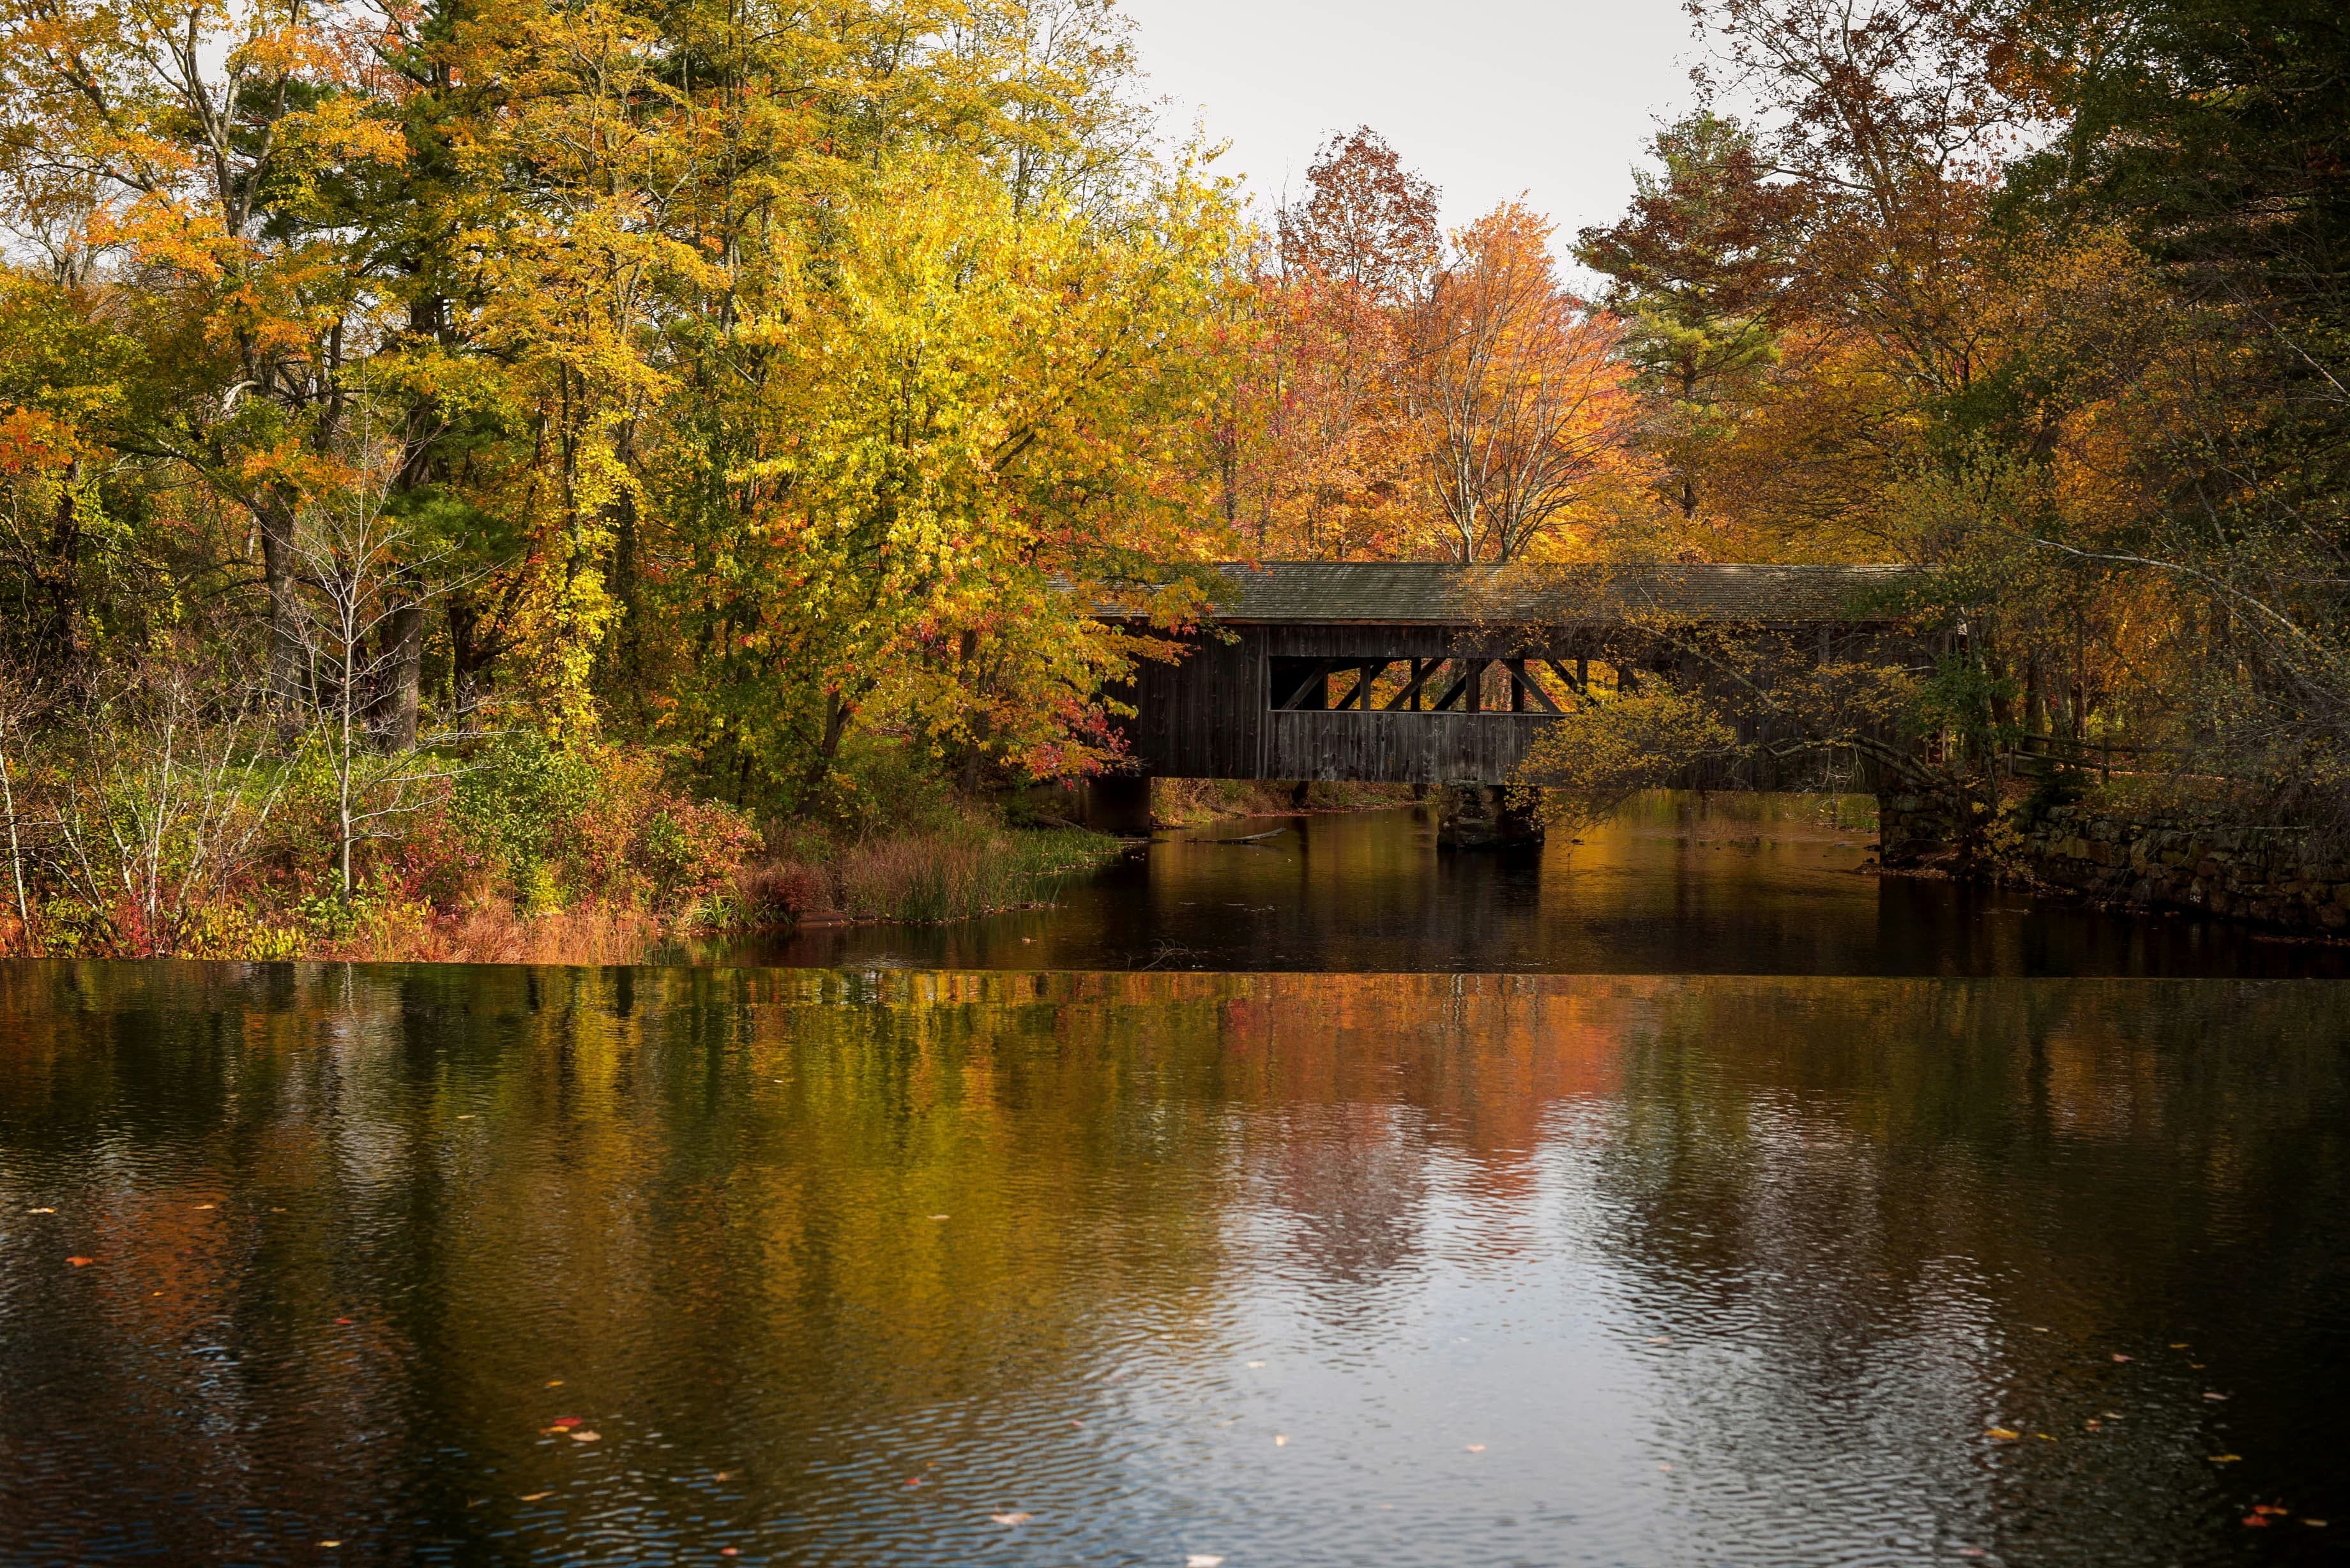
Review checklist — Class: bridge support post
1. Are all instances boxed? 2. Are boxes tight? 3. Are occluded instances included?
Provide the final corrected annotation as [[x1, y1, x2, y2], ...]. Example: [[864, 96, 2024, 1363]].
[[1084, 773, 1154, 836], [1876, 788, 1960, 868], [1436, 785, 1545, 851]]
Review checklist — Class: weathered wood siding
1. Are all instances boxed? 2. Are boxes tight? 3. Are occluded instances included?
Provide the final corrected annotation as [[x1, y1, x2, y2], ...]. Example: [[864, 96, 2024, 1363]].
[[1112, 607, 1918, 785], [1122, 629, 1264, 778], [1264, 712, 1552, 783]]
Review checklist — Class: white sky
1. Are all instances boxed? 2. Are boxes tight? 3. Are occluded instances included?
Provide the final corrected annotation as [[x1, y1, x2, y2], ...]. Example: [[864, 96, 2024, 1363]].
[[1119, 0, 1705, 259]]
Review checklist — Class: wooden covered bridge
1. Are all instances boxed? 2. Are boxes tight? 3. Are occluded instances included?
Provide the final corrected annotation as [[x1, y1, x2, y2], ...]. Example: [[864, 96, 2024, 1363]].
[[1089, 561, 1921, 831]]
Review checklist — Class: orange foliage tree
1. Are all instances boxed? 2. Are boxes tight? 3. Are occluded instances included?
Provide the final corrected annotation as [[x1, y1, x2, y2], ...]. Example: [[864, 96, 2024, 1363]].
[[1404, 206, 1641, 563]]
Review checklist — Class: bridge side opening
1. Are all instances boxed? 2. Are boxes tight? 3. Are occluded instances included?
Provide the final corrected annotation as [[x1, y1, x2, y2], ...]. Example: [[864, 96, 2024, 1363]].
[[1267, 656, 1601, 714]]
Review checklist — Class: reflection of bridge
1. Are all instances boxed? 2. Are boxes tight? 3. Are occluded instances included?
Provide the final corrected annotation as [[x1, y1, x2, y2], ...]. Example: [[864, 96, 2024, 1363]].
[[1096, 562, 1918, 814]]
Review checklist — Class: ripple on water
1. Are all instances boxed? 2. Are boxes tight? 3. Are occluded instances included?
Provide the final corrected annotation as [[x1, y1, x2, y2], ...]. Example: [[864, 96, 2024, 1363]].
[[0, 963, 2344, 1565]]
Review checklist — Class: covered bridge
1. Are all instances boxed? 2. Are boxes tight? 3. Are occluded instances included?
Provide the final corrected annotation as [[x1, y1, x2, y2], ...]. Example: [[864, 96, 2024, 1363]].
[[1101, 561, 1921, 788]]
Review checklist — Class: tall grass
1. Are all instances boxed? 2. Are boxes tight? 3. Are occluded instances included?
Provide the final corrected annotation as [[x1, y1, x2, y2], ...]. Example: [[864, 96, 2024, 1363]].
[[1149, 777, 1416, 826], [834, 824, 1120, 923]]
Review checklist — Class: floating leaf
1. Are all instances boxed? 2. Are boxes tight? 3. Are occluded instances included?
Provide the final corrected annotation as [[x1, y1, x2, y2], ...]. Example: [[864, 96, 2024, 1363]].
[[545, 1380, 563, 1388], [2209, 1454, 2242, 1463], [1273, 1434, 1289, 1447], [1245, 1361, 1265, 1369], [318, 1542, 340, 1549], [518, 1493, 552, 1502], [335, 1318, 354, 1326], [904, 1477, 924, 1488], [720, 1550, 738, 1557], [2305, 1519, 2328, 1527], [2202, 1392, 2229, 1401], [1186, 1557, 1225, 1568], [1646, 1336, 1672, 1345], [1465, 1444, 1485, 1454], [2169, 1342, 2190, 1349], [2243, 1516, 2271, 1528], [67, 1256, 92, 1267], [2111, 1353, 2131, 1363], [1985, 1428, 2020, 1440], [992, 1512, 1033, 1526], [2253, 1505, 2289, 1516], [549, 1417, 583, 1429], [27, 1207, 53, 1215], [568, 1430, 600, 1443], [193, 1203, 214, 1210]]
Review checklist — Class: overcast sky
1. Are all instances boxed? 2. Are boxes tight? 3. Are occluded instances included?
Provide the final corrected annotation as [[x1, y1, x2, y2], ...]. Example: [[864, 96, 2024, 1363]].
[[1118, 0, 1705, 256]]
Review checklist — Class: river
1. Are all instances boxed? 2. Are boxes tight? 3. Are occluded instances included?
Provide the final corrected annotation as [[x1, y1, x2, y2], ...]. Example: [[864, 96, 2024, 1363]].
[[724, 793, 2348, 977], [1, 794, 2346, 1565]]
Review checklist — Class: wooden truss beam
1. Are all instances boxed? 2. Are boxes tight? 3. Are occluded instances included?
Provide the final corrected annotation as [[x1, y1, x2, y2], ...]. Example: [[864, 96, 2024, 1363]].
[[1501, 660, 1561, 714], [1382, 658, 1441, 711], [1275, 658, 1344, 711]]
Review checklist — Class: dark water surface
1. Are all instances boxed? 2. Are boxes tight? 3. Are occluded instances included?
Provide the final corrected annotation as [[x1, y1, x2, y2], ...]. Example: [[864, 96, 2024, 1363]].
[[3, 961, 2348, 1565], [722, 794, 2350, 977]]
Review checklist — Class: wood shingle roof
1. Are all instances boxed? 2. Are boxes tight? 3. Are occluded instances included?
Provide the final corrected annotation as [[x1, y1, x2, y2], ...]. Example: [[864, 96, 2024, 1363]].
[[1144, 562, 1922, 626]]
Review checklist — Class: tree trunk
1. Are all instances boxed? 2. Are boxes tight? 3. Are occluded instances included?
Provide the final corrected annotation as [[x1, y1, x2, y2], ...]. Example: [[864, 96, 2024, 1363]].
[[256, 492, 304, 710], [450, 595, 496, 719], [40, 459, 84, 677], [369, 592, 425, 751], [796, 690, 854, 806]]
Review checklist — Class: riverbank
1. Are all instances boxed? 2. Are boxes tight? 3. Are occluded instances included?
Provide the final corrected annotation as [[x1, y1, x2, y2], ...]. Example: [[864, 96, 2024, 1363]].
[[2010, 800, 2349, 935], [0, 732, 1125, 965], [280, 820, 1127, 965], [1148, 778, 1418, 827], [1876, 776, 2350, 939]]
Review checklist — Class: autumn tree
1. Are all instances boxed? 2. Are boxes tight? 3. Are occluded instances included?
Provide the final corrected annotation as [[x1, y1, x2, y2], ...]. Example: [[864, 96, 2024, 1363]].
[[2006, 0, 2350, 814], [0, 0, 419, 706], [1206, 127, 1439, 558], [1406, 205, 1636, 563], [1278, 126, 1442, 306]]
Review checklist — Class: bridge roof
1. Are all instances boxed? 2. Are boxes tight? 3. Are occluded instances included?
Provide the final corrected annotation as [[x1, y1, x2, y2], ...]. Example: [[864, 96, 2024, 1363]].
[[1174, 562, 1920, 626]]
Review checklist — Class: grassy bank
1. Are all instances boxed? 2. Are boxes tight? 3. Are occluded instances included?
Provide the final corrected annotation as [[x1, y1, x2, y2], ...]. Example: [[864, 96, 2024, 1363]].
[[0, 733, 1123, 965], [807, 821, 1123, 924], [1149, 778, 1419, 827]]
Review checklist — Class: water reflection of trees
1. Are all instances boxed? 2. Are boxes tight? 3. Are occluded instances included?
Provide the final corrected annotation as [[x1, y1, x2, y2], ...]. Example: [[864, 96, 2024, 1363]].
[[1, 965, 2344, 1561], [1587, 979, 2350, 1558]]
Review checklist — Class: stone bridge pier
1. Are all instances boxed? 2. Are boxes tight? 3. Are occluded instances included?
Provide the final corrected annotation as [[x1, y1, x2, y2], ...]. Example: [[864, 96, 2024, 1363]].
[[1434, 785, 1545, 850]]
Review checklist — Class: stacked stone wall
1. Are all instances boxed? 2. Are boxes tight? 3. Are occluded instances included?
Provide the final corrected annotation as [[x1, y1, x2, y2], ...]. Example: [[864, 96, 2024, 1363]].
[[1877, 790, 1966, 870], [2018, 804, 2349, 933]]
